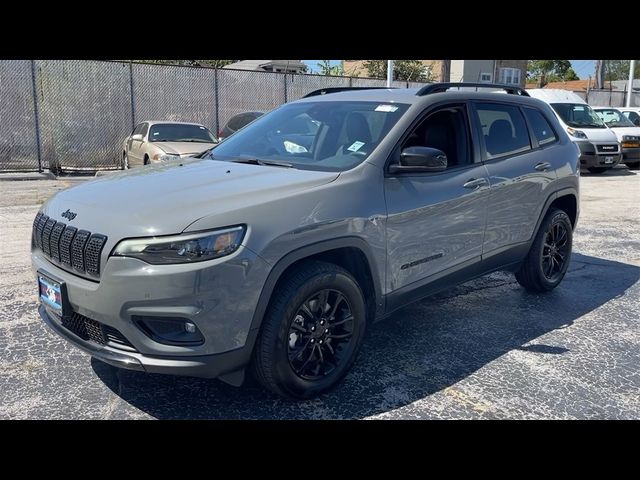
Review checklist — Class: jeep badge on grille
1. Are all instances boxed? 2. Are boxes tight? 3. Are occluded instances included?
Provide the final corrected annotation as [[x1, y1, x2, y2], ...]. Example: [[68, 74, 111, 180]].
[[61, 209, 77, 221]]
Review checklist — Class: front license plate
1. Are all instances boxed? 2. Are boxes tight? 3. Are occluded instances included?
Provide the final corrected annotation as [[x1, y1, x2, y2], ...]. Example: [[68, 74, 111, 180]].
[[38, 273, 63, 312], [604, 156, 614, 164]]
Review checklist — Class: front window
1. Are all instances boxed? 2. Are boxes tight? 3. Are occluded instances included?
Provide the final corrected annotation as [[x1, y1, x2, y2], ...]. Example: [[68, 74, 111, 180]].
[[149, 124, 217, 143], [204, 101, 410, 172], [594, 109, 636, 128], [499, 68, 521, 86], [550, 103, 606, 129]]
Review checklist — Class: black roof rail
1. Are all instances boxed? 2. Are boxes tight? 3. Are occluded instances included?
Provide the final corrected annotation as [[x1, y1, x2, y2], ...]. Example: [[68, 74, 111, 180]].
[[416, 82, 530, 97], [303, 86, 396, 98]]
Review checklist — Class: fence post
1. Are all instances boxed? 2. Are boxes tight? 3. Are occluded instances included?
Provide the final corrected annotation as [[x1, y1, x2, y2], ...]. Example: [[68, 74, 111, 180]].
[[214, 68, 220, 133], [30, 60, 43, 173], [129, 61, 136, 130], [283, 73, 288, 103], [349, 77, 353, 87]]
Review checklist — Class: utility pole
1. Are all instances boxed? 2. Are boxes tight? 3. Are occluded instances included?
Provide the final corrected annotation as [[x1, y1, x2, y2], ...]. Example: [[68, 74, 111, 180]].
[[626, 60, 636, 107], [387, 60, 393, 87], [595, 60, 604, 90]]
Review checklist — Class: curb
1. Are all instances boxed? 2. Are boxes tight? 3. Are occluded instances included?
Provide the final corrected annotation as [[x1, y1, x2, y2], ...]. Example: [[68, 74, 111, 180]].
[[0, 172, 56, 181]]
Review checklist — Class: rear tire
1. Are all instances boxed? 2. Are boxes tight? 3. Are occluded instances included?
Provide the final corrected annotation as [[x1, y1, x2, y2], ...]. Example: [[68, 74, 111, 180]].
[[515, 208, 573, 293], [251, 261, 367, 399], [626, 162, 640, 170], [587, 167, 608, 174]]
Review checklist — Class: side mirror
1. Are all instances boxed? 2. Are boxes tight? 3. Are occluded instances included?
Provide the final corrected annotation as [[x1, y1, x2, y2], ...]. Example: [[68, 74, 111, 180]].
[[131, 134, 144, 141], [389, 146, 448, 174]]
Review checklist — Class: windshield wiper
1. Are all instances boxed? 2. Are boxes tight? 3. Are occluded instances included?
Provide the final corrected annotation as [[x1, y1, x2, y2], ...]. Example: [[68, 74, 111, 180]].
[[230, 158, 293, 168]]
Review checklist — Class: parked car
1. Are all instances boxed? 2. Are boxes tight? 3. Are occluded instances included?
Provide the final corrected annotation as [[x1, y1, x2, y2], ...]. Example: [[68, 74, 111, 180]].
[[618, 107, 640, 126], [527, 89, 621, 174], [218, 111, 264, 141], [122, 121, 218, 168], [33, 83, 579, 399], [592, 107, 640, 170]]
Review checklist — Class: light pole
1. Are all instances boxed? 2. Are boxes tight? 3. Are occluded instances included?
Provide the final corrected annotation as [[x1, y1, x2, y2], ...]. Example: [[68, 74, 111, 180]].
[[626, 60, 636, 108], [387, 60, 393, 87]]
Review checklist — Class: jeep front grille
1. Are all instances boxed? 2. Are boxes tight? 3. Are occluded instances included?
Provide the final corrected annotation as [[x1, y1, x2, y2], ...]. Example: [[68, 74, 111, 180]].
[[32, 213, 107, 277]]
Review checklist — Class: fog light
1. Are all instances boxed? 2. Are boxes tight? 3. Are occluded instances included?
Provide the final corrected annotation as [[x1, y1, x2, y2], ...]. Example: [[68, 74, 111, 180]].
[[133, 315, 204, 346]]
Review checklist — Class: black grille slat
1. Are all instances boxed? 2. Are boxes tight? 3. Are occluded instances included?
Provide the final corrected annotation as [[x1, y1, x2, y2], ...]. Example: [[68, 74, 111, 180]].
[[32, 212, 107, 278], [71, 230, 91, 271], [49, 222, 66, 262], [36, 214, 48, 249], [60, 312, 136, 352], [42, 219, 57, 256], [85, 234, 107, 275], [59, 226, 77, 266]]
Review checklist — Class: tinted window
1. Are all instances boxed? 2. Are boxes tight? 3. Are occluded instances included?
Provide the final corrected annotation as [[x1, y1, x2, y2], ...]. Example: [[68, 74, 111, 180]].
[[523, 108, 557, 146], [140, 123, 149, 137], [207, 101, 410, 172], [132, 123, 145, 135], [624, 111, 640, 126], [148, 124, 216, 143], [475, 103, 531, 159]]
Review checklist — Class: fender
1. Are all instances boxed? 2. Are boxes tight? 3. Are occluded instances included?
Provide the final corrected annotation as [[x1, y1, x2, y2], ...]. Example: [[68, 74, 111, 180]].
[[532, 187, 579, 239], [243, 236, 384, 350]]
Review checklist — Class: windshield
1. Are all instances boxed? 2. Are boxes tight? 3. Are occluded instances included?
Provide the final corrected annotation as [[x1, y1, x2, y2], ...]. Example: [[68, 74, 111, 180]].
[[149, 124, 217, 143], [551, 103, 606, 129], [204, 100, 410, 172], [594, 109, 636, 128]]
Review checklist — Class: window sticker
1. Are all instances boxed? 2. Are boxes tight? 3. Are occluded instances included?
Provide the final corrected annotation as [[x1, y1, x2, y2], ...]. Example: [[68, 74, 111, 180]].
[[347, 141, 365, 152], [375, 104, 399, 112], [199, 126, 206, 129], [152, 131, 159, 135]]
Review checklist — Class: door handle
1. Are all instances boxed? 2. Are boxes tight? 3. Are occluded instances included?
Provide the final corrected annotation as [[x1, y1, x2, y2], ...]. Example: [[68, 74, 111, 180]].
[[463, 178, 488, 189], [535, 162, 551, 171]]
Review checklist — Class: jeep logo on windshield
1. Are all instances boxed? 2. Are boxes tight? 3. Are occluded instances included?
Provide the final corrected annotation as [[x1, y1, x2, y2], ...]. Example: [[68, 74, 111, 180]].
[[61, 209, 77, 221]]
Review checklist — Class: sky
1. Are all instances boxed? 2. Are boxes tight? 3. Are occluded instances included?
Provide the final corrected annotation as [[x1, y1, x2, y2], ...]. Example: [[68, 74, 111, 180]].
[[303, 60, 597, 79]]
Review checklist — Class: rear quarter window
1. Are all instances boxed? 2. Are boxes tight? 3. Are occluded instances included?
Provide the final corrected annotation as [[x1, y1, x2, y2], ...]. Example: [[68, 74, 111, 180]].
[[523, 108, 557, 146]]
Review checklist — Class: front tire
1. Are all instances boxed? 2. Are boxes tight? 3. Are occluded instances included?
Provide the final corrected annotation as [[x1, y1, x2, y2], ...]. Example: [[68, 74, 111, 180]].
[[515, 208, 573, 293], [252, 261, 367, 399]]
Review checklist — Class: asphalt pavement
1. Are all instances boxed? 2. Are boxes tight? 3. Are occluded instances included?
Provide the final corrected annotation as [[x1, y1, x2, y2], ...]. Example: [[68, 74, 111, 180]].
[[0, 167, 638, 419]]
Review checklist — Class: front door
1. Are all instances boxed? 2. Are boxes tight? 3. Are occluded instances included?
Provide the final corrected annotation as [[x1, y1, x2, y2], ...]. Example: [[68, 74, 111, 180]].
[[384, 103, 490, 294]]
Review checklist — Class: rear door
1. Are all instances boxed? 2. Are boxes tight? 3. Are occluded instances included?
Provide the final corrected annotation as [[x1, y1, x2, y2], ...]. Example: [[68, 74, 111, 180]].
[[127, 123, 146, 166], [471, 101, 558, 257]]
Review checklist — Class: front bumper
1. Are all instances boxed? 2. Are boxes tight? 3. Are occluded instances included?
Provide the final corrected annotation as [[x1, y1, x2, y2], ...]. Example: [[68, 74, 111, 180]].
[[622, 146, 640, 164], [39, 305, 251, 378], [32, 244, 271, 377], [575, 141, 621, 169]]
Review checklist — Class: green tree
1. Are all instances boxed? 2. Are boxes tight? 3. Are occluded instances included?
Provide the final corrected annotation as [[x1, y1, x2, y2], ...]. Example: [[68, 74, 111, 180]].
[[130, 60, 238, 68], [316, 60, 343, 76], [363, 60, 434, 82], [527, 60, 578, 86], [604, 60, 640, 81]]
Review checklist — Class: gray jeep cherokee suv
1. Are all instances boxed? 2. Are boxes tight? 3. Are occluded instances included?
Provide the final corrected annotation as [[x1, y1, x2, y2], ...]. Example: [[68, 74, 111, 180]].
[[32, 83, 579, 399]]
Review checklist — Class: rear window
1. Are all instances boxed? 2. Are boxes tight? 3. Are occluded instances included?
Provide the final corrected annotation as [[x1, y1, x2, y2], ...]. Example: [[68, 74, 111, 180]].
[[523, 108, 557, 146], [148, 124, 217, 143]]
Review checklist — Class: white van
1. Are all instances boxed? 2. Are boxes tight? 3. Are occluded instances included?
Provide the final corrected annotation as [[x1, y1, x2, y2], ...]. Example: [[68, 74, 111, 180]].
[[592, 107, 640, 170], [527, 89, 621, 173]]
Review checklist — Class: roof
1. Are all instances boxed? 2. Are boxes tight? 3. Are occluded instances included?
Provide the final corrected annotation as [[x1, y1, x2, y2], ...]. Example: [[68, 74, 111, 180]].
[[143, 120, 206, 126], [526, 89, 587, 104], [294, 86, 549, 109], [223, 60, 306, 72]]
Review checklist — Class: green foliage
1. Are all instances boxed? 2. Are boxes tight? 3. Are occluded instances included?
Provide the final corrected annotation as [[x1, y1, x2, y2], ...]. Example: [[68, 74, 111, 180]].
[[363, 60, 434, 82], [316, 60, 343, 76], [604, 60, 640, 81], [527, 60, 578, 86]]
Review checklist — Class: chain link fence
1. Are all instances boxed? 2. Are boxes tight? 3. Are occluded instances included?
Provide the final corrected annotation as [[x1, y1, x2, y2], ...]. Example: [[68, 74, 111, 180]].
[[0, 60, 428, 173]]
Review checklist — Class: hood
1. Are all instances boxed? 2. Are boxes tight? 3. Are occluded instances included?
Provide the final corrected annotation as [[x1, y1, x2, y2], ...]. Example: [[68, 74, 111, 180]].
[[154, 141, 216, 156], [604, 126, 640, 141], [570, 127, 619, 143], [42, 158, 339, 237]]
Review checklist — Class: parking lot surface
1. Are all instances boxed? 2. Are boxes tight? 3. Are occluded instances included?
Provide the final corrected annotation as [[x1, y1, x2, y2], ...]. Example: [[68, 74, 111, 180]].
[[0, 168, 638, 419]]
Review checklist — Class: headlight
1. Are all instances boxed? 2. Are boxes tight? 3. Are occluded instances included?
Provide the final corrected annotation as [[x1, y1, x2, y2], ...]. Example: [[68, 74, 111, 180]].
[[567, 127, 587, 139], [112, 226, 246, 264], [152, 153, 180, 162]]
